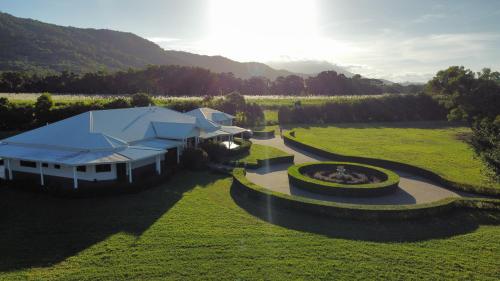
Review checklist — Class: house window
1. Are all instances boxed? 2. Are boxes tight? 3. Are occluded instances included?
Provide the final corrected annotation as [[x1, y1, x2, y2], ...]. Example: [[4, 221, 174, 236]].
[[0, 159, 4, 166], [96, 164, 112, 173], [42, 163, 49, 168], [77, 166, 87, 172], [54, 164, 61, 169], [20, 160, 37, 168]]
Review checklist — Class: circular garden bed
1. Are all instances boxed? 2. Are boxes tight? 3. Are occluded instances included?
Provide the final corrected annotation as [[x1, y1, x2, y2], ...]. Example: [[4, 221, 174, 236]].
[[288, 162, 400, 197]]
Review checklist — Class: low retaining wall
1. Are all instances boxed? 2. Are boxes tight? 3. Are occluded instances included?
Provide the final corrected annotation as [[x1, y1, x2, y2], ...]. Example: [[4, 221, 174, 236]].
[[232, 168, 500, 220], [283, 131, 500, 197]]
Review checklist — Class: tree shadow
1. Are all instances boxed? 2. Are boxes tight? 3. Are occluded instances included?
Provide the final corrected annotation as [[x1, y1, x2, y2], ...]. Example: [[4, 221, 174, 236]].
[[0, 171, 220, 272], [230, 186, 500, 242]]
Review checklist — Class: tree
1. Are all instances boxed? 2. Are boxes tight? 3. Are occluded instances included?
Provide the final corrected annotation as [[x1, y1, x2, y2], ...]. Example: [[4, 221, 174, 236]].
[[35, 92, 53, 124], [426, 66, 500, 181], [131, 93, 153, 107]]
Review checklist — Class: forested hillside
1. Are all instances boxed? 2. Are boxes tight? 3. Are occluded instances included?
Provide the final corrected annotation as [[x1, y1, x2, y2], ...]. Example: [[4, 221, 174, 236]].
[[0, 12, 291, 79]]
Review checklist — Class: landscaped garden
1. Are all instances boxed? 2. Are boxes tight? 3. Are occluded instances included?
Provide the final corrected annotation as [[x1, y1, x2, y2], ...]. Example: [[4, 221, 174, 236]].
[[0, 170, 499, 280], [287, 122, 500, 191]]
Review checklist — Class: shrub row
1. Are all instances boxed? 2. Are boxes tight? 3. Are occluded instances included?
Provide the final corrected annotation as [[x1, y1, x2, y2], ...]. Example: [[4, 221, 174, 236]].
[[284, 131, 500, 197], [232, 168, 500, 220], [233, 168, 452, 220], [288, 162, 399, 197], [225, 154, 294, 169], [252, 129, 275, 138], [278, 94, 447, 124]]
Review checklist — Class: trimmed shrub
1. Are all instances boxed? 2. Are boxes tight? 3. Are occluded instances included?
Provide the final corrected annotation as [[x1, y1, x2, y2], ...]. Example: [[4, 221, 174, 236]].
[[288, 162, 399, 197], [226, 138, 252, 157], [200, 140, 228, 163], [252, 129, 275, 138], [231, 168, 461, 220]]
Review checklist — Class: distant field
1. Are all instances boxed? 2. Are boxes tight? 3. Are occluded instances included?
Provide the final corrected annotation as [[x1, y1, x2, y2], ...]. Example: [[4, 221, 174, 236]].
[[0, 93, 394, 108], [1, 171, 499, 280], [290, 122, 500, 190]]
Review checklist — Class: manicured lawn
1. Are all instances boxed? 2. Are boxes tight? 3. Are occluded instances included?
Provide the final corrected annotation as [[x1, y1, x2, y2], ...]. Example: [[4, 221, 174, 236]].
[[290, 122, 500, 189], [264, 109, 278, 124], [228, 143, 291, 165], [0, 172, 499, 280]]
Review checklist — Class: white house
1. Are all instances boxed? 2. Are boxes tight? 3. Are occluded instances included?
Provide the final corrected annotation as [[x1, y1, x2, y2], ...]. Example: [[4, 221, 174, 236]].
[[0, 106, 249, 190]]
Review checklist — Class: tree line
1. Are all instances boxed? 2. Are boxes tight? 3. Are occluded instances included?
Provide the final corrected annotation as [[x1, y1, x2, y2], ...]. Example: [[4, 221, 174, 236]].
[[0, 92, 264, 131], [0, 65, 423, 96], [278, 94, 447, 124]]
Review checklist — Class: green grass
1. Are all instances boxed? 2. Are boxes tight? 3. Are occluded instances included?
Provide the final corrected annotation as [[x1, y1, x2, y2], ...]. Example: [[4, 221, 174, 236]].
[[0, 171, 499, 280], [264, 109, 278, 124], [227, 143, 291, 165], [290, 122, 500, 189]]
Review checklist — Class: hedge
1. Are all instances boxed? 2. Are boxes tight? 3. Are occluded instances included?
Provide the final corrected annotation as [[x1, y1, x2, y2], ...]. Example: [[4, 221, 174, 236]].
[[283, 130, 500, 197], [232, 168, 500, 220], [252, 129, 275, 138], [226, 154, 294, 169], [288, 162, 399, 197]]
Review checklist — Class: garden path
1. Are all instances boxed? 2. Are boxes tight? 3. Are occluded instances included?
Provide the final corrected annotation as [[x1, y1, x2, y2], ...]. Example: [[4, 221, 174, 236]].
[[246, 134, 463, 205]]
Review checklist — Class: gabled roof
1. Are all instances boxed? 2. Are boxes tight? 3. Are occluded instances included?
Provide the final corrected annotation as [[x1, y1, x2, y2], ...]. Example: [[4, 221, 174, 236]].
[[186, 107, 235, 123], [0, 106, 248, 164], [3, 112, 128, 151], [91, 106, 198, 142]]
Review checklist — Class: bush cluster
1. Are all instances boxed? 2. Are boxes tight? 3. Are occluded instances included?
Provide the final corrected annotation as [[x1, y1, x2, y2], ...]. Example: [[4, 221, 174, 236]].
[[200, 138, 252, 163], [278, 94, 447, 124], [180, 148, 208, 170]]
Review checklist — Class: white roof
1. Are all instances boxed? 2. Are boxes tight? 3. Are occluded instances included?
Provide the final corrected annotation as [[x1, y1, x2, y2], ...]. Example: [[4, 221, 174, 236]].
[[186, 107, 235, 124], [220, 126, 251, 135], [199, 129, 230, 139], [133, 139, 183, 150], [0, 106, 248, 165]]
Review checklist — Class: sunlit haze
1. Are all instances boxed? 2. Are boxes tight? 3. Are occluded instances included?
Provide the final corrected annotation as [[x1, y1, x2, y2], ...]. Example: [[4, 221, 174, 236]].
[[1, 0, 500, 82]]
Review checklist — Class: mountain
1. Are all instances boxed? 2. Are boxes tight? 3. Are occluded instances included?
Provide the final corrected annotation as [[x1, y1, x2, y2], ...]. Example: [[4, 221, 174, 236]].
[[267, 60, 354, 77], [0, 12, 292, 79]]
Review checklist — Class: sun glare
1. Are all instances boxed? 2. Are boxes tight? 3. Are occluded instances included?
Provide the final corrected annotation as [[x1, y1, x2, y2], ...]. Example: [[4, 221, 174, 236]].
[[207, 0, 331, 62]]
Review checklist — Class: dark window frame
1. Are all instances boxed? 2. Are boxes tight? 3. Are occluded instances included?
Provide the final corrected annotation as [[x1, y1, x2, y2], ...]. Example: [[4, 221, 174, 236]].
[[95, 164, 112, 173], [20, 160, 37, 168], [54, 164, 61, 169], [77, 166, 87, 172], [0, 159, 4, 166], [42, 163, 49, 168]]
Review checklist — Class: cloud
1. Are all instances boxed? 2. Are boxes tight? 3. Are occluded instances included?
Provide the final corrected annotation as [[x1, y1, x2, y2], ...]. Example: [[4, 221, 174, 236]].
[[413, 13, 446, 23]]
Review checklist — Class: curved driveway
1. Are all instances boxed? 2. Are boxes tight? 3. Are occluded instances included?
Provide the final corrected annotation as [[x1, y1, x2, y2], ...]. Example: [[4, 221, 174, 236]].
[[246, 135, 462, 205]]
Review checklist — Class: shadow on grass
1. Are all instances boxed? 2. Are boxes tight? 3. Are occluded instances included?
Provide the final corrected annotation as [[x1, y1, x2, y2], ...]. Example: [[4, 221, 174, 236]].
[[0, 171, 220, 272], [230, 186, 500, 242]]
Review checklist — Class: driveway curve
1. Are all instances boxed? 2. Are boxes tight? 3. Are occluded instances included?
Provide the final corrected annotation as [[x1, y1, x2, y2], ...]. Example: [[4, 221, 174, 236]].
[[246, 135, 462, 205]]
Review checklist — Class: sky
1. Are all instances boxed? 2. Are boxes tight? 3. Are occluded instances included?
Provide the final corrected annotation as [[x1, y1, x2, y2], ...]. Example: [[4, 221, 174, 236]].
[[1, 0, 500, 82]]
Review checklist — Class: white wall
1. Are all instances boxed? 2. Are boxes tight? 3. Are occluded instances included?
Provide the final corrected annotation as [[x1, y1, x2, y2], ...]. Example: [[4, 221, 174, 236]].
[[0, 161, 4, 179], [9, 160, 117, 182]]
